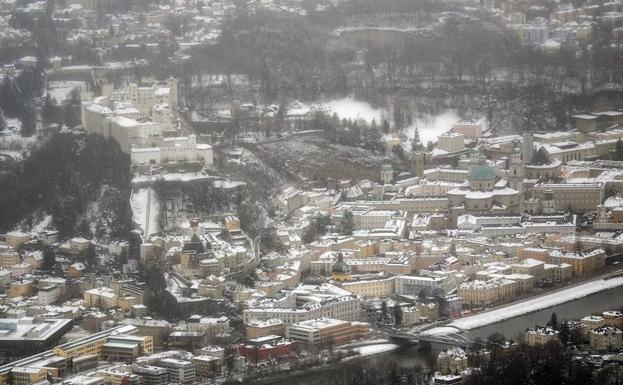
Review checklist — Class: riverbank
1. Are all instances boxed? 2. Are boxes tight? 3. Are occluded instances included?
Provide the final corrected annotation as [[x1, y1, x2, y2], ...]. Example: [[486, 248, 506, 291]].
[[421, 275, 623, 338]]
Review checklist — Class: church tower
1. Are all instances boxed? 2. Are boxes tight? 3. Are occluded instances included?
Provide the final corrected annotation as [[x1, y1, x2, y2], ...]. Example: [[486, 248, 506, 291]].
[[380, 162, 394, 184], [410, 151, 426, 177], [508, 141, 524, 194]]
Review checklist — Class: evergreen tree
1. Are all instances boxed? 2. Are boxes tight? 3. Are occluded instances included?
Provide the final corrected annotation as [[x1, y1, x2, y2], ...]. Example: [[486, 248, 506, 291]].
[[380, 300, 388, 322], [302, 225, 316, 244], [615, 139, 623, 161], [41, 95, 57, 124], [0, 108, 6, 132], [547, 312, 559, 330], [313, 214, 331, 236], [339, 210, 354, 235], [85, 243, 97, 268], [42, 246, 56, 271], [393, 304, 403, 326], [20, 102, 36, 137], [559, 321, 570, 346]]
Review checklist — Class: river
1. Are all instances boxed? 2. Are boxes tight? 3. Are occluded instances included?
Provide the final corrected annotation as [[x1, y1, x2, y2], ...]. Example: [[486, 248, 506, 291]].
[[389, 283, 623, 366], [269, 284, 623, 384]]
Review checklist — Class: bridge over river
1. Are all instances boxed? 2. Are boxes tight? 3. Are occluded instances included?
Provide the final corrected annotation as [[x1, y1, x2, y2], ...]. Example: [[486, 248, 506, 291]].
[[387, 273, 623, 347]]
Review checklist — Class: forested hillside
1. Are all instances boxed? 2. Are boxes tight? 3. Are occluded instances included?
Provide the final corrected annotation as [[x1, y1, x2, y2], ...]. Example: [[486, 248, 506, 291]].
[[0, 133, 131, 240]]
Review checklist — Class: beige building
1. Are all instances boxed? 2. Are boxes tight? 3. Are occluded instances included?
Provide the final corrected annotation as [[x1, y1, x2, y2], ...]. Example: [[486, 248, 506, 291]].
[[0, 247, 20, 270], [525, 326, 559, 346], [530, 183, 603, 213], [437, 347, 468, 375], [5, 232, 31, 248], [84, 287, 118, 309], [582, 315, 607, 333], [246, 318, 286, 339], [602, 311, 623, 329], [10, 367, 47, 385], [511, 259, 545, 281], [458, 278, 517, 307], [402, 302, 440, 325], [438, 133, 466, 153], [543, 263, 573, 282], [550, 248, 606, 277], [340, 276, 395, 299], [286, 318, 369, 347], [9, 280, 34, 298], [185, 316, 230, 338], [590, 326, 623, 352]]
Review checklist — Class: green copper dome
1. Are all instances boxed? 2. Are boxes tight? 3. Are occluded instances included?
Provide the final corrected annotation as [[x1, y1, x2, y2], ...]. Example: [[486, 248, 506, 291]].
[[470, 164, 495, 180], [332, 253, 350, 274]]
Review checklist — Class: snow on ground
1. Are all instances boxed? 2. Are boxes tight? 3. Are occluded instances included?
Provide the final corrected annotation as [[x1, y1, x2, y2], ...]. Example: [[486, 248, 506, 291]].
[[31, 215, 52, 233], [132, 172, 211, 184], [130, 188, 160, 237], [350, 343, 400, 356], [213, 180, 246, 189], [440, 277, 623, 333], [322, 97, 386, 123], [0, 118, 38, 159], [404, 110, 461, 145]]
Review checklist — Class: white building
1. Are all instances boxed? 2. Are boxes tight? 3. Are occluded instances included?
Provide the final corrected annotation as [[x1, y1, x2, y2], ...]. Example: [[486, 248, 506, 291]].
[[130, 135, 213, 167], [37, 285, 61, 305], [157, 358, 195, 384]]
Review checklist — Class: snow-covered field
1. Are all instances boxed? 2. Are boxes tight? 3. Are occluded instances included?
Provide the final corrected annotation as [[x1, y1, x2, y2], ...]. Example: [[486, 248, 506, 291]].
[[130, 188, 160, 237], [404, 110, 461, 146], [0, 117, 37, 160], [424, 277, 623, 334], [132, 172, 211, 185], [322, 97, 386, 123], [303, 97, 459, 144]]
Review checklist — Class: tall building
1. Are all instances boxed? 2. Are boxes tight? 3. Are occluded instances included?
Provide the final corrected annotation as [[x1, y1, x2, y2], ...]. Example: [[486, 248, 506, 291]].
[[507, 142, 524, 195]]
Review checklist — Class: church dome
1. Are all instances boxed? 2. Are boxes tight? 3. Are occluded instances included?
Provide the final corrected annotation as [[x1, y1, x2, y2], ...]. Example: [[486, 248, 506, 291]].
[[470, 164, 495, 180], [332, 253, 350, 274]]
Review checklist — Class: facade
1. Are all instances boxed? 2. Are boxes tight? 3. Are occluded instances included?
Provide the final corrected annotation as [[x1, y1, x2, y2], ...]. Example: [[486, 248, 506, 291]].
[[243, 284, 360, 325], [340, 276, 395, 299], [525, 326, 560, 346], [458, 278, 517, 307], [10, 367, 47, 385], [157, 358, 195, 384], [192, 356, 221, 378], [102, 335, 153, 362], [530, 183, 603, 213], [549, 249, 606, 277], [132, 365, 169, 385], [395, 275, 450, 297], [402, 302, 440, 325], [0, 247, 20, 270], [185, 316, 230, 338], [245, 318, 286, 339], [590, 326, 623, 352], [130, 135, 213, 167], [237, 336, 297, 363], [286, 318, 369, 347], [437, 348, 468, 375]]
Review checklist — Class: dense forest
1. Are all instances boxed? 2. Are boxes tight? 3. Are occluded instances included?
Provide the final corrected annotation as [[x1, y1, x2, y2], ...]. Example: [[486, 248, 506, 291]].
[[464, 341, 623, 385], [0, 133, 131, 240]]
